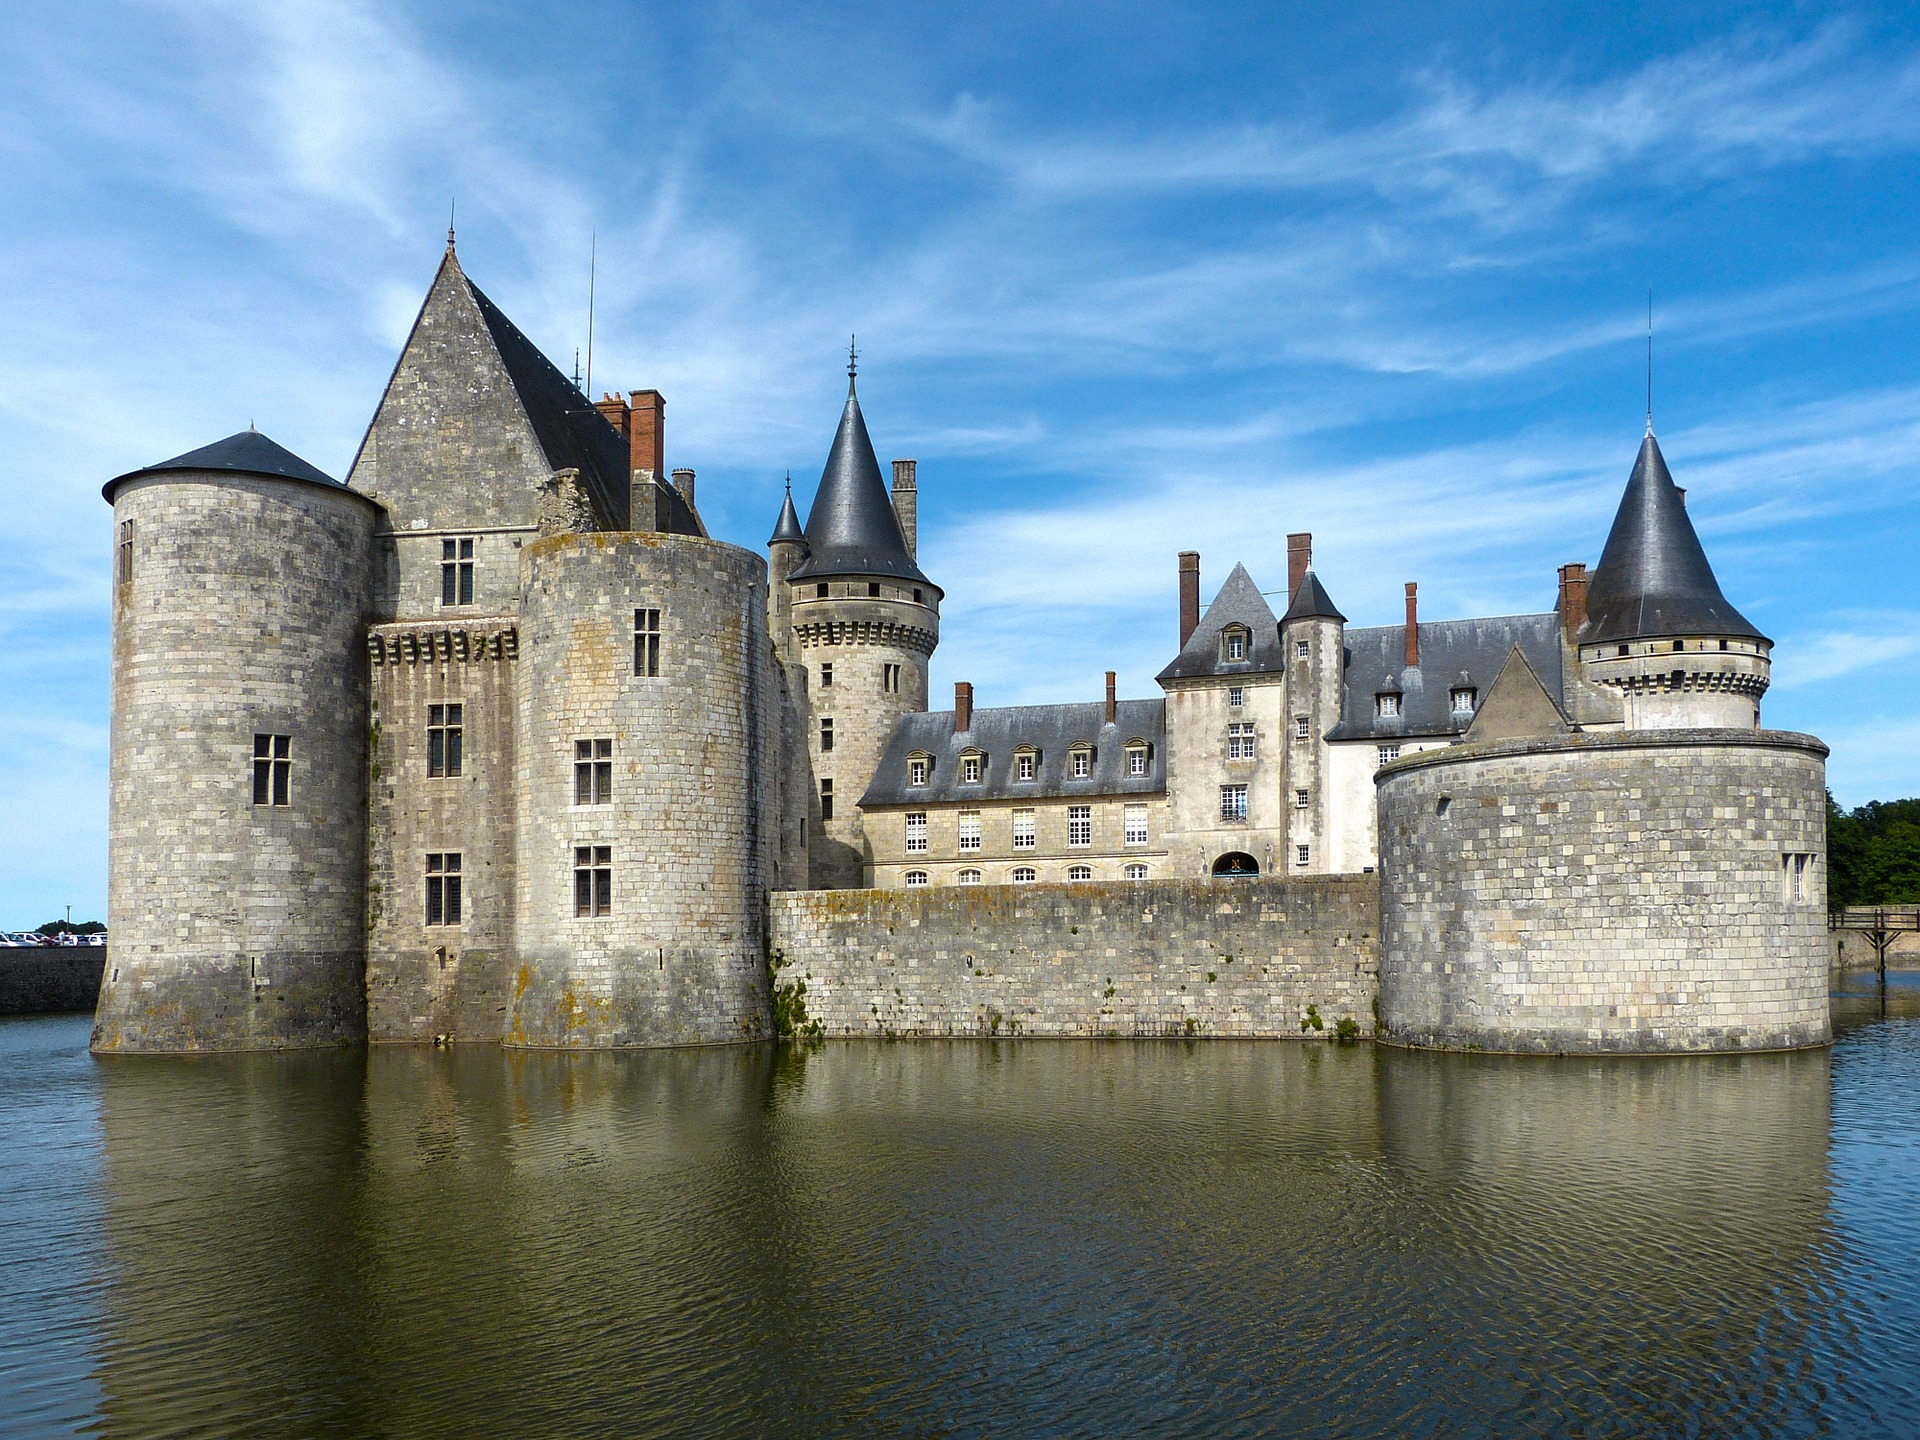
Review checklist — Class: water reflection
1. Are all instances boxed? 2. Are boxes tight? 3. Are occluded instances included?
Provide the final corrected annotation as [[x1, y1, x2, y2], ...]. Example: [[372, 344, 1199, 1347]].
[[69, 1035, 1907, 1437]]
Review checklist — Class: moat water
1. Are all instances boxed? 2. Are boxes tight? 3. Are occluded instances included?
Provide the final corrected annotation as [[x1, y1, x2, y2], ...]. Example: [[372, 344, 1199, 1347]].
[[3, 980, 1918, 1438]]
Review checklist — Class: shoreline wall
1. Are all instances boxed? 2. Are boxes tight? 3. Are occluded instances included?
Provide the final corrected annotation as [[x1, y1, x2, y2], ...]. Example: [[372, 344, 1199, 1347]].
[[1, 951, 105, 1016], [768, 876, 1378, 1039]]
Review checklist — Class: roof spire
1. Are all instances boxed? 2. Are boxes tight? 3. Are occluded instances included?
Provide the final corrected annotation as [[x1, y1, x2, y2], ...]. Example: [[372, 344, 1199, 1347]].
[[447, 197, 456, 253], [847, 334, 858, 391], [1646, 288, 1654, 438]]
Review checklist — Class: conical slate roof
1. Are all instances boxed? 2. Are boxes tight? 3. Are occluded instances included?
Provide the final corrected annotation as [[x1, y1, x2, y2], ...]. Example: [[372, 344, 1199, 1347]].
[[1282, 568, 1346, 624], [1578, 432, 1765, 645], [103, 429, 350, 501], [769, 483, 805, 544], [1157, 562, 1284, 680], [788, 380, 931, 586]]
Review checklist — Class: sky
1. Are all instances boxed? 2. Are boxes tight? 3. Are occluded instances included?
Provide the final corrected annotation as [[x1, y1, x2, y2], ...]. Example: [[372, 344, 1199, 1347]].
[[4, 1, 1920, 925]]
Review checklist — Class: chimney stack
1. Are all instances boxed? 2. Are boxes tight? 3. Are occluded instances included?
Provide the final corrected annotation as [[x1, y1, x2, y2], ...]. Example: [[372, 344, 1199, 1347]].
[[594, 392, 631, 445], [628, 389, 665, 480], [671, 467, 696, 510], [1404, 582, 1420, 668], [1287, 533, 1313, 599], [1557, 563, 1589, 645], [891, 460, 918, 558], [1178, 551, 1200, 647], [955, 681, 973, 733], [1105, 671, 1117, 726]]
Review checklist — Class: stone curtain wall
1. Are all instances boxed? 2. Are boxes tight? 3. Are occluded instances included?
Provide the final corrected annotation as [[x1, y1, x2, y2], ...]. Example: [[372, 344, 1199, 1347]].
[[1, 951, 105, 1015], [1376, 730, 1830, 1055], [768, 876, 1378, 1039]]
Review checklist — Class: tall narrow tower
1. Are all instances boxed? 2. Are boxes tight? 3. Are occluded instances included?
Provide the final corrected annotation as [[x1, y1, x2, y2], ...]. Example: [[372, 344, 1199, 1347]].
[[778, 365, 941, 888]]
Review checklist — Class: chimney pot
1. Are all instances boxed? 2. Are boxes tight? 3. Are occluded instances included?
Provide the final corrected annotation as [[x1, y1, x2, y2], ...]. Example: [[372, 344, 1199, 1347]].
[[671, 467, 696, 510], [1105, 670, 1117, 726], [1404, 582, 1420, 668], [1178, 551, 1201, 647], [1287, 533, 1313, 599], [955, 681, 973, 733]]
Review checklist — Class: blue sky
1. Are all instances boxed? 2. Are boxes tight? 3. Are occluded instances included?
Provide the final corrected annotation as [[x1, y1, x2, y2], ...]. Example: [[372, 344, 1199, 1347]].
[[4, 2, 1920, 925]]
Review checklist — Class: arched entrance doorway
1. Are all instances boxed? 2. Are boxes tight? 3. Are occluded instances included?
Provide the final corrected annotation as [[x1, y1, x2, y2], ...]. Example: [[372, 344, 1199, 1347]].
[[1212, 852, 1260, 879]]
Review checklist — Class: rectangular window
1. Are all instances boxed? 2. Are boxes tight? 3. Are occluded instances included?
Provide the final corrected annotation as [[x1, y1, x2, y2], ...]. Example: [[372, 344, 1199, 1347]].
[[441, 538, 475, 606], [1294, 717, 1310, 740], [1296, 844, 1310, 867], [1068, 805, 1092, 847], [1012, 808, 1036, 849], [1220, 784, 1248, 821], [633, 608, 661, 677], [1227, 722, 1257, 760], [117, 520, 134, 584], [1124, 804, 1148, 847], [1376, 693, 1400, 718], [574, 845, 613, 918], [1127, 747, 1147, 777], [1452, 689, 1476, 716], [1295, 639, 1309, 658], [574, 738, 613, 805], [908, 756, 929, 786], [905, 812, 928, 853], [1071, 749, 1091, 778], [1228, 685, 1244, 707], [1378, 744, 1401, 765], [820, 778, 834, 821], [883, 663, 901, 694], [428, 704, 464, 778], [1224, 630, 1247, 661], [1782, 852, 1815, 904], [821, 718, 834, 753], [820, 662, 833, 688], [1017, 752, 1036, 781], [958, 809, 982, 852], [1296, 788, 1309, 810], [962, 754, 981, 783], [252, 734, 291, 806], [425, 852, 462, 926]]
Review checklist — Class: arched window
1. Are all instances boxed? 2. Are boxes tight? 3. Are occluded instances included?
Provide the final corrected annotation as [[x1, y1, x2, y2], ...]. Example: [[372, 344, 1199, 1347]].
[[1068, 864, 1092, 882], [957, 868, 982, 885], [1211, 851, 1260, 879], [1011, 867, 1036, 884], [1124, 863, 1148, 881], [904, 870, 929, 888]]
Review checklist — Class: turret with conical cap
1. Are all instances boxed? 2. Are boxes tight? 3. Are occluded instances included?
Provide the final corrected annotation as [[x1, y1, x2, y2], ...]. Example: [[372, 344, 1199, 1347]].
[[1576, 429, 1771, 730]]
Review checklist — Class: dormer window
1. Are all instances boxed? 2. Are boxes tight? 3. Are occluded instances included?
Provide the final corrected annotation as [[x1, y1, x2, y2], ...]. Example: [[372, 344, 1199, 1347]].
[[907, 754, 931, 787], [1221, 626, 1249, 663], [1125, 741, 1149, 777], [960, 750, 985, 784], [1069, 745, 1093, 778], [1376, 693, 1400, 718], [1015, 747, 1037, 781], [1451, 688, 1476, 716]]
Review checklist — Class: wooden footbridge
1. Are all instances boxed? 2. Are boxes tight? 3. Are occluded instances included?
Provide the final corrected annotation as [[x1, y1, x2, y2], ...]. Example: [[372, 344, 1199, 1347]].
[[1830, 907, 1919, 1010]]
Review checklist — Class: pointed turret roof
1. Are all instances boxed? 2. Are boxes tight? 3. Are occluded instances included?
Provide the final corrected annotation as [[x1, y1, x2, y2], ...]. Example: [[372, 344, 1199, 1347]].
[[788, 379, 931, 586], [102, 430, 364, 503], [1282, 568, 1346, 624], [1157, 562, 1284, 680], [1578, 432, 1765, 645], [769, 480, 805, 545]]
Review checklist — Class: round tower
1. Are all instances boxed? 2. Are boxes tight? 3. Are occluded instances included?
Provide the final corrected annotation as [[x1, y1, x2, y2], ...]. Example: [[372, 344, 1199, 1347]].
[[507, 531, 779, 1047], [94, 433, 380, 1053], [1576, 430, 1771, 729], [783, 369, 941, 888]]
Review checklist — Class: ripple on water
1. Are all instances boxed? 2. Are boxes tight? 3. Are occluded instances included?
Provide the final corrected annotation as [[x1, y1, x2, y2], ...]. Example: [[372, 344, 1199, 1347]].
[[1, 1015, 1917, 1437]]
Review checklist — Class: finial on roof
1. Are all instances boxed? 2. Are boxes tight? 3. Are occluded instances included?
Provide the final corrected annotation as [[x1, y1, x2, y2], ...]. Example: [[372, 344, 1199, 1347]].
[[1645, 288, 1654, 437], [784, 470, 791, 495], [847, 334, 858, 390], [447, 197, 456, 253]]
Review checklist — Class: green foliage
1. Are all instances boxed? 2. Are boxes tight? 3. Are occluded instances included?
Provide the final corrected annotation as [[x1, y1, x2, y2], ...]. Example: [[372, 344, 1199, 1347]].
[[1335, 1016, 1360, 1042], [1827, 791, 1920, 906], [38, 920, 104, 937], [1301, 1003, 1324, 1033], [766, 947, 823, 1042]]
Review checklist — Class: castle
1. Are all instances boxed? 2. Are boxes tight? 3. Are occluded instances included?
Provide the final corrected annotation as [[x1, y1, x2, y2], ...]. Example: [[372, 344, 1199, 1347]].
[[94, 244, 1830, 1057]]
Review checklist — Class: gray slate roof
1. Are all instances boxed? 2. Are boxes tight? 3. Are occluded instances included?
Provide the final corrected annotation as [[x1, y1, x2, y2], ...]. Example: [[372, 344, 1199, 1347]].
[[769, 484, 804, 543], [789, 381, 934, 588], [1578, 432, 1764, 645], [103, 430, 358, 502], [1282, 569, 1346, 623], [1157, 563, 1285, 681], [861, 699, 1166, 807], [1326, 612, 1566, 742]]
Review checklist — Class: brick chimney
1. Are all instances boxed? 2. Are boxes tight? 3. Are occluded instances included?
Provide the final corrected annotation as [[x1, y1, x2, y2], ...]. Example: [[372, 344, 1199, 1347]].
[[1105, 671, 1117, 725], [671, 467, 696, 511], [955, 681, 973, 733], [1287, 533, 1313, 599], [628, 389, 664, 479], [1404, 582, 1419, 667], [594, 392, 631, 444], [1558, 563, 1589, 645], [1178, 551, 1200, 647], [891, 460, 917, 558]]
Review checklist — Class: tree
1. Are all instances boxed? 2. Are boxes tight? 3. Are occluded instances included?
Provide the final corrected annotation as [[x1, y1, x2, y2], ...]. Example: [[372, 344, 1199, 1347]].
[[1825, 794, 1920, 907]]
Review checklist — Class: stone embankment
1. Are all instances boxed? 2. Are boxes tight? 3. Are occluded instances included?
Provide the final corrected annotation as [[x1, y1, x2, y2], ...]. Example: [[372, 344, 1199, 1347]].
[[768, 876, 1378, 1039], [1, 950, 105, 1016]]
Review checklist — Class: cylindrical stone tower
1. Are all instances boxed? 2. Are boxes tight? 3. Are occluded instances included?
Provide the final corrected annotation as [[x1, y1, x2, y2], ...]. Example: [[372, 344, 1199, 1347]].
[[507, 531, 778, 1047], [94, 433, 380, 1053], [1375, 729, 1830, 1054]]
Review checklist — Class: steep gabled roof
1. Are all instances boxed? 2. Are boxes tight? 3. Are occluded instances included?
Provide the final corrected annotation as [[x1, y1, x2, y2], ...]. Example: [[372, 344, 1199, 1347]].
[[1157, 562, 1284, 681], [789, 380, 932, 587], [1464, 645, 1571, 744], [103, 430, 354, 501], [1282, 568, 1346, 624], [1326, 612, 1565, 741], [1578, 431, 1765, 645], [861, 699, 1166, 807]]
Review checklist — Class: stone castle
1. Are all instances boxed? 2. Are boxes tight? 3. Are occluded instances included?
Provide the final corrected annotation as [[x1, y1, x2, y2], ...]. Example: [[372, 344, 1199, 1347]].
[[94, 244, 1830, 1057]]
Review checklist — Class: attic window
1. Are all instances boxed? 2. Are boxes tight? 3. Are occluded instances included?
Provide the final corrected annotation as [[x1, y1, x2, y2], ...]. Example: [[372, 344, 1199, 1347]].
[[961, 751, 984, 784], [869, 582, 882, 598], [907, 755, 930, 787], [817, 582, 829, 598], [913, 589, 923, 603], [1376, 693, 1400, 718], [1221, 626, 1249, 663], [1125, 742, 1149, 777], [1617, 644, 1629, 657], [1015, 748, 1037, 781], [1070, 745, 1093, 778], [1719, 640, 1729, 651], [1451, 688, 1476, 716], [1673, 640, 1685, 652]]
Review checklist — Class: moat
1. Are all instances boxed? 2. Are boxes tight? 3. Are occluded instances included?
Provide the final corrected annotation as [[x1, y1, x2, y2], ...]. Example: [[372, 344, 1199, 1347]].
[[4, 982, 1917, 1438]]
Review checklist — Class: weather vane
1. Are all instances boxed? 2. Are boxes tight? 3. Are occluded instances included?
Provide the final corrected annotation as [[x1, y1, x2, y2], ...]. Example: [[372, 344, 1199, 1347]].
[[847, 334, 858, 381]]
